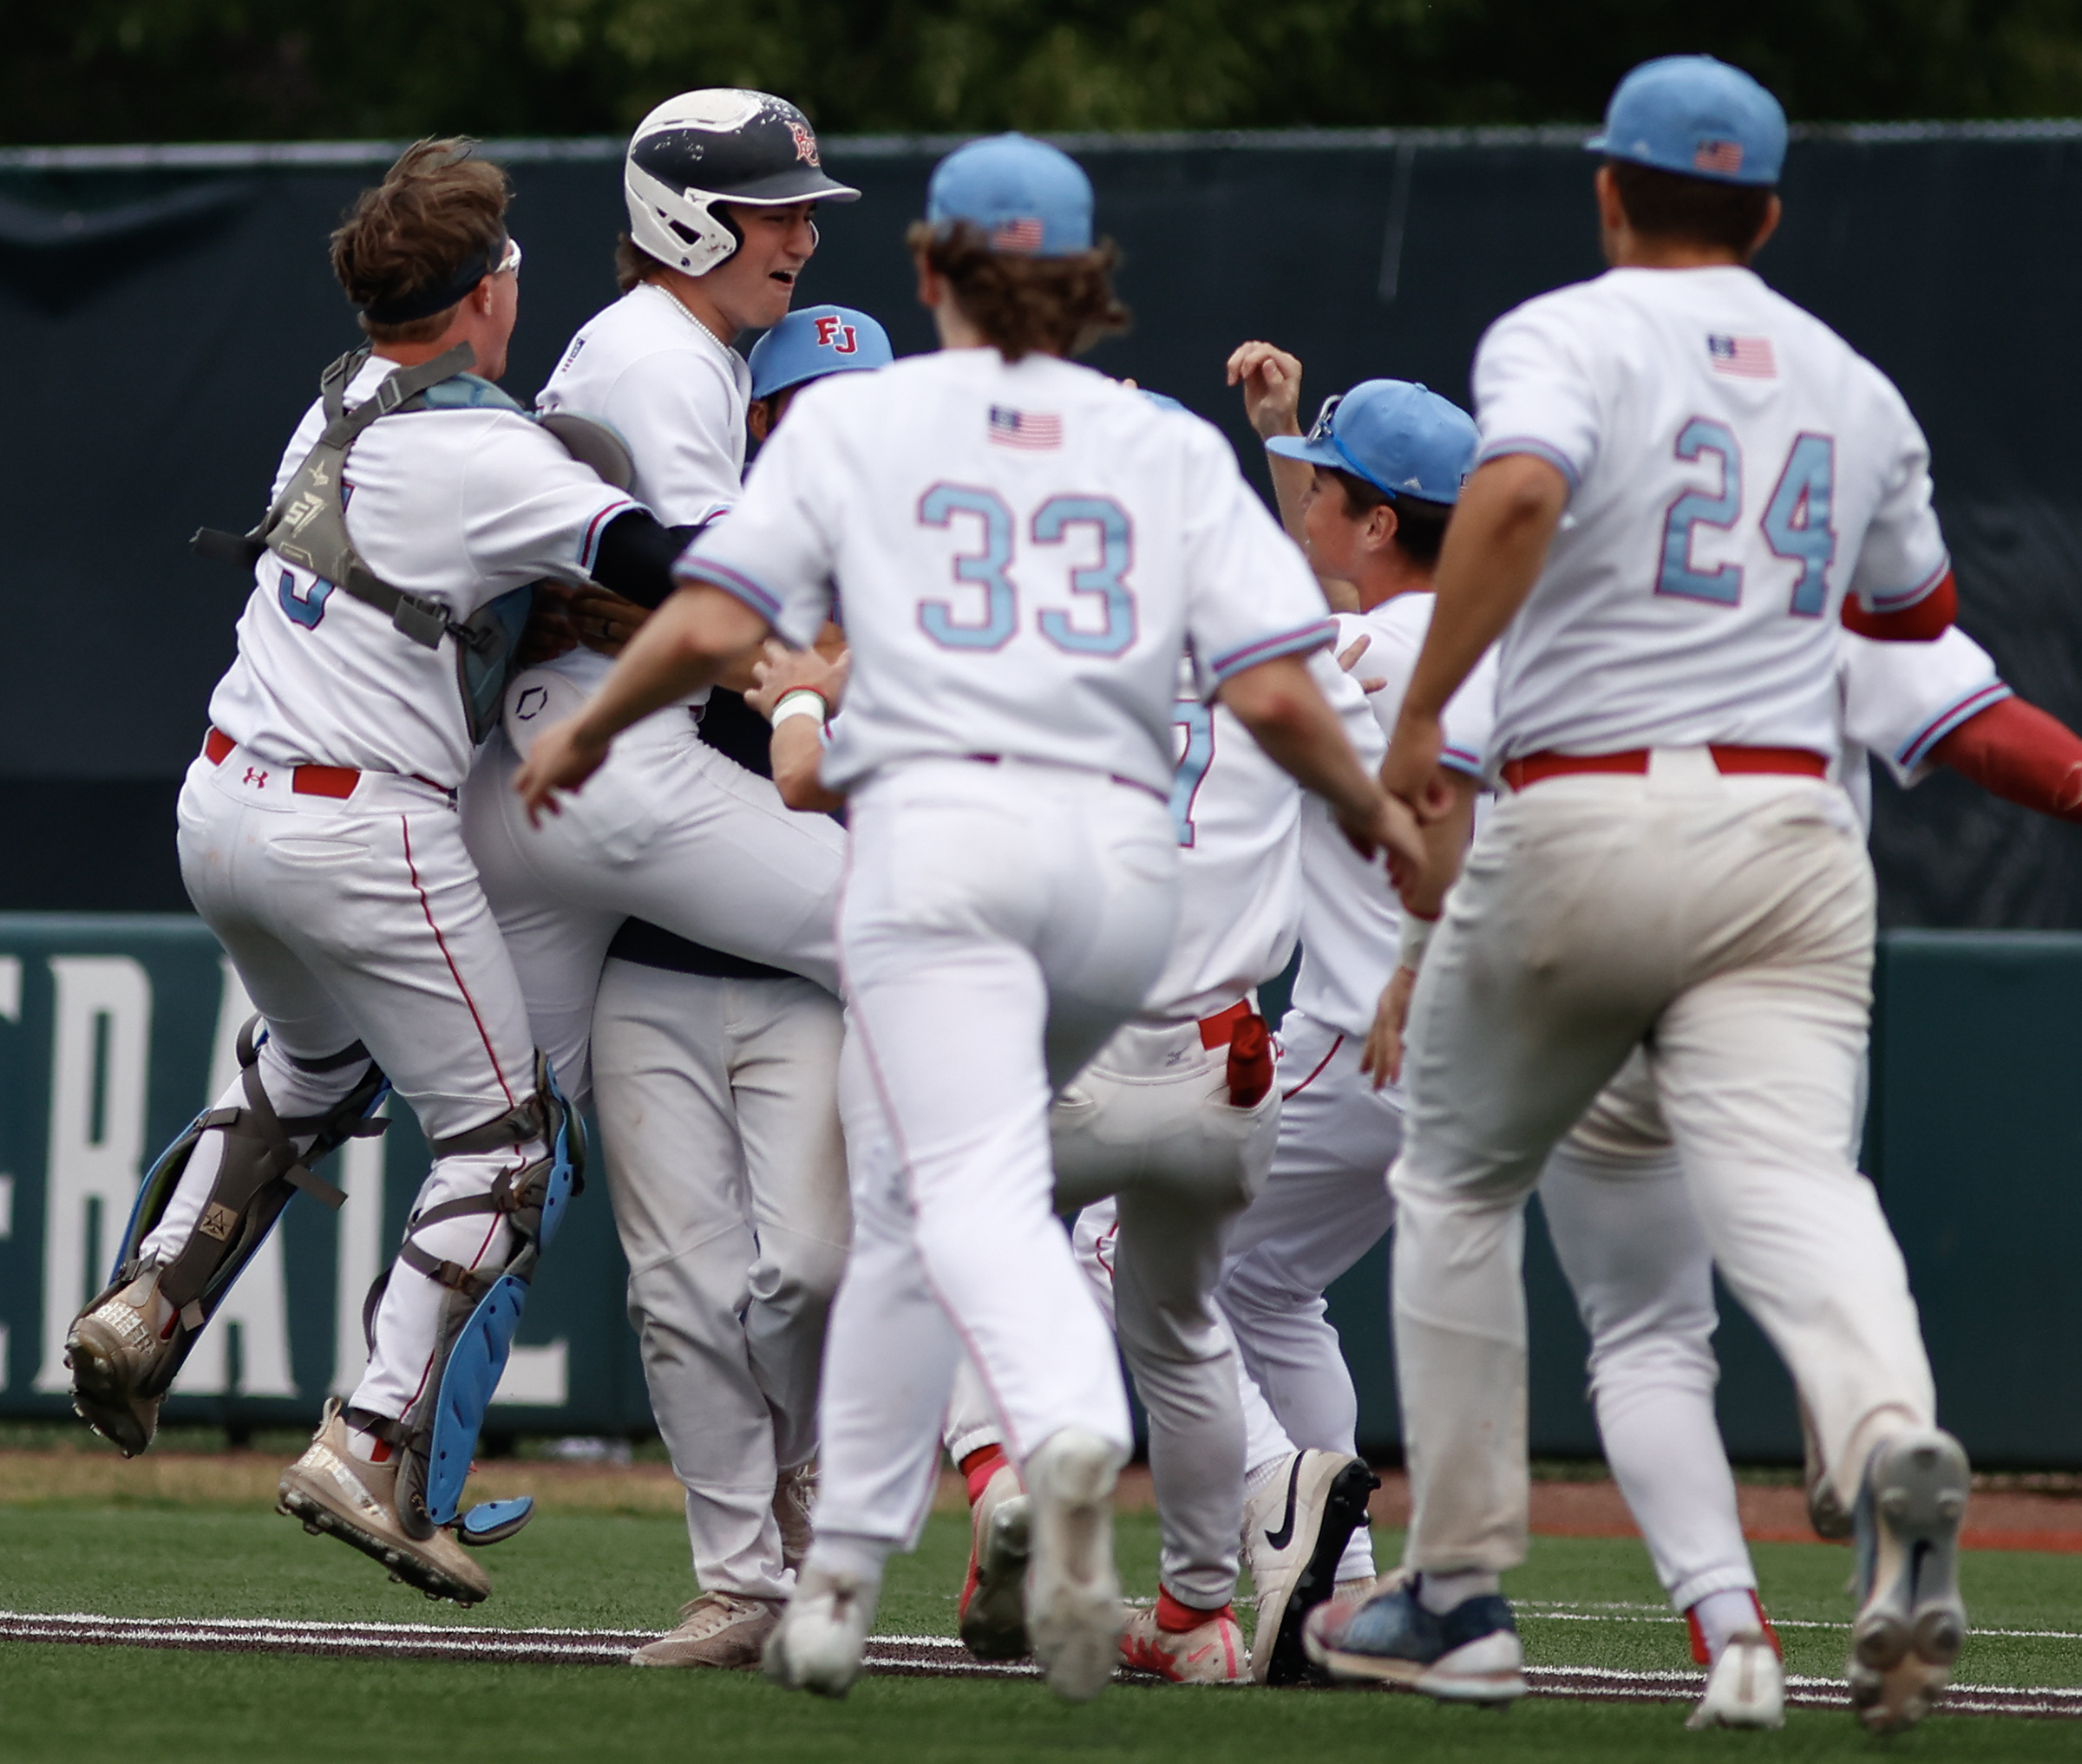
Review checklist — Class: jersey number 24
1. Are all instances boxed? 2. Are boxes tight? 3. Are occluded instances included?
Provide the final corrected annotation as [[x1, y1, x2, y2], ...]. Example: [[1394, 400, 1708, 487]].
[[1658, 421, 1835, 616], [916, 485, 1136, 656]]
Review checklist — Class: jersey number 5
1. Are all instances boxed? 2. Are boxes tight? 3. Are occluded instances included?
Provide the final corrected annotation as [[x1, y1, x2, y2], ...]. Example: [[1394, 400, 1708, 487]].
[[917, 485, 1136, 655], [1657, 421, 1836, 617]]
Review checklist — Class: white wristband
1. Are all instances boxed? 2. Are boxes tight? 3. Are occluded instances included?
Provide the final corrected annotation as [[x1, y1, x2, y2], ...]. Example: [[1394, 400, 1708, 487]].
[[1398, 911, 1438, 975], [769, 689, 826, 730]]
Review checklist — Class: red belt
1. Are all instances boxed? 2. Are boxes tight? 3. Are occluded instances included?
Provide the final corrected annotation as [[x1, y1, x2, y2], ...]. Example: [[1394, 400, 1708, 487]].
[[1500, 746, 1828, 793], [1198, 998, 1254, 1050], [205, 727, 361, 800]]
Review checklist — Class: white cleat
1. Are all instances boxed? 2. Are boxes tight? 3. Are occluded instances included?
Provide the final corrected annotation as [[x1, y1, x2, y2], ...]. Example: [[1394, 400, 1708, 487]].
[[1241, 1449, 1378, 1685], [631, 1589, 782, 1669], [1848, 1428, 1969, 1735], [1023, 1427, 1126, 1702], [1686, 1631, 1784, 1729], [762, 1564, 876, 1698]]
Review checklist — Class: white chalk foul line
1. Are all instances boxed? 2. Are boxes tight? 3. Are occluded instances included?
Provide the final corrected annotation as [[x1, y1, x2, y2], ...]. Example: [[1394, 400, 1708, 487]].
[[1, 1612, 2075, 1716]]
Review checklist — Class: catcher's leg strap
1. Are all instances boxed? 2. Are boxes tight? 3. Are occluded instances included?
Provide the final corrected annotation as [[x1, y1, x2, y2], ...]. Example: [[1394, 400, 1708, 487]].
[[358, 1056, 584, 1541], [105, 1020, 386, 1384]]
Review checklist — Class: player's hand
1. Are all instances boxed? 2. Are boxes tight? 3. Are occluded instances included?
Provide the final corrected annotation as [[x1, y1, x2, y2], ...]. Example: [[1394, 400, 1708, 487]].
[[515, 582, 580, 667], [1225, 341, 1305, 439], [570, 586, 648, 657], [1361, 965, 1418, 1089], [746, 639, 850, 719], [1336, 633, 1388, 695], [513, 715, 612, 826], [1382, 714, 1457, 824], [1336, 787, 1428, 897]]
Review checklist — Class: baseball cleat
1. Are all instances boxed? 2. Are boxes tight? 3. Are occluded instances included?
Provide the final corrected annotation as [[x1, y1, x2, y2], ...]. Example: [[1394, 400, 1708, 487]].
[[762, 1564, 875, 1697], [275, 1399, 490, 1606], [1847, 1427, 1969, 1735], [63, 1268, 178, 1458], [773, 1462, 817, 1575], [1241, 1449, 1379, 1685], [1686, 1630, 1784, 1729], [1023, 1427, 1125, 1702], [632, 1589, 782, 1669], [1119, 1600, 1248, 1684], [1302, 1575, 1526, 1704], [959, 1460, 1032, 1661]]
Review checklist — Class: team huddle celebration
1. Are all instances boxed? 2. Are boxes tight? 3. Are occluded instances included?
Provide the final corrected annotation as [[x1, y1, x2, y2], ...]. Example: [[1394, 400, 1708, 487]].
[[52, 49, 2082, 1741]]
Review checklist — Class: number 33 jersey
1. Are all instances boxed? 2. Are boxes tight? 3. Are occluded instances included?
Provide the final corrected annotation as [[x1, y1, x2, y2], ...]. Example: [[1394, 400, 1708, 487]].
[[1473, 264, 1951, 768], [684, 348, 1335, 796]]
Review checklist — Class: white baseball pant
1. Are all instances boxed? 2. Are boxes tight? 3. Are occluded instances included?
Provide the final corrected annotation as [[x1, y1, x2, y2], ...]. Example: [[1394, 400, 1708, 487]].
[[1392, 755, 1934, 1575], [809, 759, 1176, 1553], [158, 748, 544, 1425], [461, 669, 845, 1100], [590, 959, 849, 1603]]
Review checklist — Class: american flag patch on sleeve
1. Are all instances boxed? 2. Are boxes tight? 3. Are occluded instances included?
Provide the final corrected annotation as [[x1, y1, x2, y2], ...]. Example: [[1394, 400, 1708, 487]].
[[1707, 334, 1776, 379], [989, 406, 1063, 449]]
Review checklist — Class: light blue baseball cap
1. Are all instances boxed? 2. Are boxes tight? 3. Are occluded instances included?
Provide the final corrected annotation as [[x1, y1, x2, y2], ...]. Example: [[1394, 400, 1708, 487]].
[[926, 133, 1093, 257], [1588, 55, 1787, 187], [1267, 379, 1476, 505], [747, 304, 894, 400]]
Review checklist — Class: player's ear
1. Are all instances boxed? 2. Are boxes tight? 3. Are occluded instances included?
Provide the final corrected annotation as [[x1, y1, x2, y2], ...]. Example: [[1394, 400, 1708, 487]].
[[1746, 193, 1784, 262], [747, 398, 772, 444], [1370, 500, 1401, 554]]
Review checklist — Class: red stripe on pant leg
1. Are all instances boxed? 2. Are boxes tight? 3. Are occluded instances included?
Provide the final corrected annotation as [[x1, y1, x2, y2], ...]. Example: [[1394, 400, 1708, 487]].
[[400, 814, 515, 1109]]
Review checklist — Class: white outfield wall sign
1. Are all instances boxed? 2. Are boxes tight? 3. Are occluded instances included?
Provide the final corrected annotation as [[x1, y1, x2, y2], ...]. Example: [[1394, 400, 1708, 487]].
[[0, 916, 649, 1433]]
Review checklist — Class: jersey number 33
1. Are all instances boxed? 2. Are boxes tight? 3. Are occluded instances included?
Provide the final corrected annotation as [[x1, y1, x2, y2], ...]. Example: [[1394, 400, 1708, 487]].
[[916, 485, 1136, 656]]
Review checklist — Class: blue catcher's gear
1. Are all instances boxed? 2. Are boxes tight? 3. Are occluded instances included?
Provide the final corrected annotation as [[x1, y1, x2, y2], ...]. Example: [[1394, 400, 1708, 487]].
[[346, 1055, 583, 1545], [67, 1019, 390, 1455]]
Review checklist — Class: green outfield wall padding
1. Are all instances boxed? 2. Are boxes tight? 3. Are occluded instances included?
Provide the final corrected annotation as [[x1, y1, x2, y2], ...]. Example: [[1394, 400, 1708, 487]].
[[2, 915, 2077, 1465]]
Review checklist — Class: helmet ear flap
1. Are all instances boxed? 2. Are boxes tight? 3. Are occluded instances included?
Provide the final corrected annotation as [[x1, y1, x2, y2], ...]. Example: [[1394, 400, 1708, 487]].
[[623, 160, 739, 278]]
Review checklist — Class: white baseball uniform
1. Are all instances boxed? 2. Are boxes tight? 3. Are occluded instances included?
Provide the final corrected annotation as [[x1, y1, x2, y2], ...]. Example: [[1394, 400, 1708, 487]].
[[458, 282, 851, 1606], [1393, 262, 1952, 1576], [683, 347, 1334, 1556], [941, 665, 1313, 1609], [1218, 598, 1490, 1482], [150, 351, 633, 1427]]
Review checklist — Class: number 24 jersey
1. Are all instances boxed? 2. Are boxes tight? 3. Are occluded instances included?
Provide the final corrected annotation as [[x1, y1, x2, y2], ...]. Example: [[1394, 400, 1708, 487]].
[[1474, 264, 1951, 768]]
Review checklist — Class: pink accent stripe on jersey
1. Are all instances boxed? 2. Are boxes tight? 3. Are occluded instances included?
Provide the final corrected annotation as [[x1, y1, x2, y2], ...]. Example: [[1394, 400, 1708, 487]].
[[1898, 681, 2013, 769], [577, 497, 637, 576], [1476, 437, 1581, 489], [1864, 553, 1954, 613], [684, 557, 784, 618], [1209, 617, 1338, 683], [1441, 744, 1484, 777]]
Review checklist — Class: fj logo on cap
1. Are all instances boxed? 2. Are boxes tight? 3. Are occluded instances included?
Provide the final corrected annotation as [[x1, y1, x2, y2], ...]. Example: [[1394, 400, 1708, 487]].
[[814, 315, 859, 354]]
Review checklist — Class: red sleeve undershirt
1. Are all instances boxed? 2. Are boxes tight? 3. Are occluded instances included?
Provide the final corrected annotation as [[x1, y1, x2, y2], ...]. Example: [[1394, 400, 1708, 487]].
[[1930, 694, 2082, 822], [1842, 572, 1957, 642]]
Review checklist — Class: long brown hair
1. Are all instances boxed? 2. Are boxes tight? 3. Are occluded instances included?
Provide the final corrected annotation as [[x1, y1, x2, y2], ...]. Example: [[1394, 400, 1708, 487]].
[[907, 219, 1129, 362]]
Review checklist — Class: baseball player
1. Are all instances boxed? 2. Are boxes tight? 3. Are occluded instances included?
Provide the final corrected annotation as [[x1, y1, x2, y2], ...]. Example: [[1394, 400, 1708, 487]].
[[1204, 364, 1489, 1605], [64, 140, 693, 1604], [513, 133, 1422, 1702], [458, 102, 875, 1670], [927, 580, 1382, 1684], [1355, 622, 2082, 1729], [1310, 57, 1971, 1734]]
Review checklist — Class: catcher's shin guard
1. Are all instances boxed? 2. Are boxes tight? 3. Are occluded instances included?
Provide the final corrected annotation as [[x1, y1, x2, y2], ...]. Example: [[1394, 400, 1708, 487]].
[[68, 1018, 388, 1452], [349, 1056, 583, 1547]]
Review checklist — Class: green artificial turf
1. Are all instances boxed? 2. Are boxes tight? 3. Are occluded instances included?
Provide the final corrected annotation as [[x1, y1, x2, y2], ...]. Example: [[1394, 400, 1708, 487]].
[[0, 1505, 2076, 1762]]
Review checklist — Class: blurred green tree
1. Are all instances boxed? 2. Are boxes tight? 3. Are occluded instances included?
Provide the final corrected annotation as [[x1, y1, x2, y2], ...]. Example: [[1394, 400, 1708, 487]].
[[8, 0, 2082, 141]]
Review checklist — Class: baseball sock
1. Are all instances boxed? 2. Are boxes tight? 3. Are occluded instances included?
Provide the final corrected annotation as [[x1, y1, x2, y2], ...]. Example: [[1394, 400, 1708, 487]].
[[1416, 1568, 1499, 1613], [1689, 1587, 1775, 1663], [1156, 1589, 1232, 1630], [961, 1443, 1010, 1504], [808, 1530, 892, 1588]]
